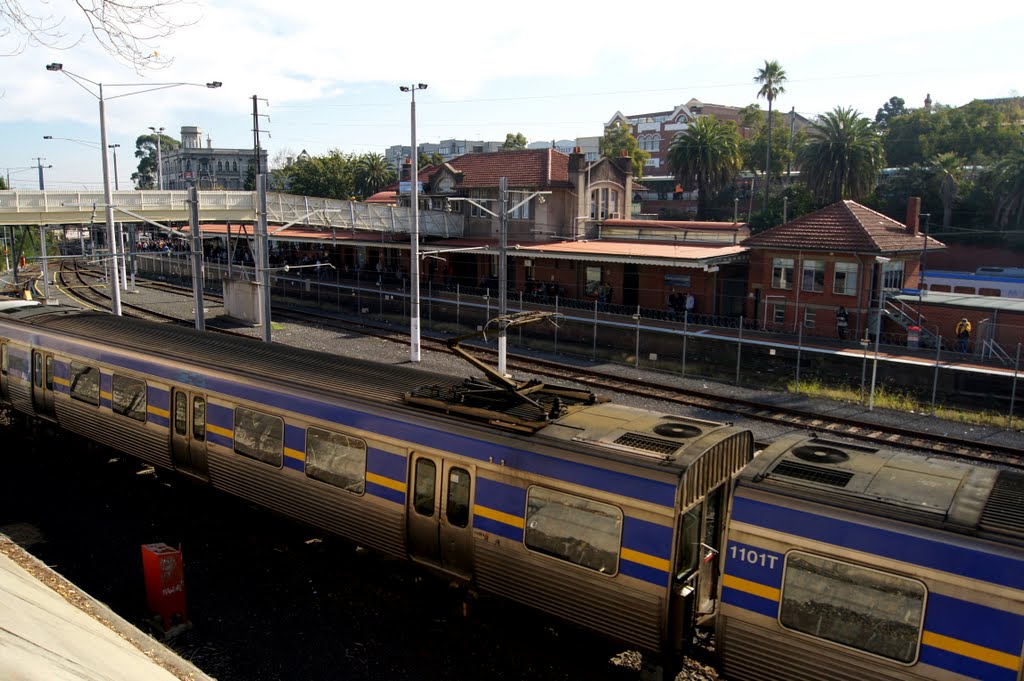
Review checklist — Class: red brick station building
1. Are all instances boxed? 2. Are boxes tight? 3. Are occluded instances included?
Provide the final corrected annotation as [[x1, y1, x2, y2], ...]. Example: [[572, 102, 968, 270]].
[[196, 149, 1021, 349]]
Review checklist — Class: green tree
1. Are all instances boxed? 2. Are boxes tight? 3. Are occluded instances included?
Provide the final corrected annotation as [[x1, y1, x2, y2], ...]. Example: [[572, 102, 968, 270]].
[[355, 152, 396, 198], [931, 151, 964, 228], [992, 149, 1024, 228], [797, 107, 885, 203], [0, 176, 6, 190], [736, 104, 793, 176], [600, 121, 650, 179], [754, 59, 787, 211], [883, 106, 939, 167], [501, 133, 527, 150], [875, 96, 907, 130], [666, 116, 742, 220], [286, 150, 357, 200], [131, 132, 179, 189]]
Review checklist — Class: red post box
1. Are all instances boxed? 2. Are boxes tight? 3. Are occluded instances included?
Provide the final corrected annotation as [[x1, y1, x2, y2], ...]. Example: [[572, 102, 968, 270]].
[[141, 543, 186, 631]]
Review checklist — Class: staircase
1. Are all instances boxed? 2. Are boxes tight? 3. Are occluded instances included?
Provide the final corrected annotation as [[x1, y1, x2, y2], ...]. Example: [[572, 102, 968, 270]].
[[882, 295, 939, 347]]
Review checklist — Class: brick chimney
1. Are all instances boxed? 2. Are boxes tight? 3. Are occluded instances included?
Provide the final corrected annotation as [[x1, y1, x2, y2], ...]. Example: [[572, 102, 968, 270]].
[[906, 196, 920, 236]]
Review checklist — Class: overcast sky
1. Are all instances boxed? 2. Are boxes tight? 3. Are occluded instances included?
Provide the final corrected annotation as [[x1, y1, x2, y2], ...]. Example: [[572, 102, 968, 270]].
[[2, 0, 1022, 190]]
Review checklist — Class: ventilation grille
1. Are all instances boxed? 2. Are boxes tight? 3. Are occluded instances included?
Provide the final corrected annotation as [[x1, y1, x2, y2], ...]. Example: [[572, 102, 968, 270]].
[[614, 432, 681, 455], [979, 470, 1024, 539], [772, 461, 853, 488]]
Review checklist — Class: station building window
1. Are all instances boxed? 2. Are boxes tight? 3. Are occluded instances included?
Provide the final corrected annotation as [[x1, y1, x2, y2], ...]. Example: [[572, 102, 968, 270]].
[[772, 258, 794, 290], [802, 260, 825, 293], [803, 308, 816, 329], [833, 262, 858, 296], [772, 303, 786, 325]]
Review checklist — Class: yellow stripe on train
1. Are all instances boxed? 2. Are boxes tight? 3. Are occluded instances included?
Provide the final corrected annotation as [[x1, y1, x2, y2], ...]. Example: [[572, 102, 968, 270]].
[[366, 472, 406, 493], [722, 573, 780, 602], [147, 405, 170, 419], [473, 505, 525, 529], [620, 547, 670, 573], [207, 423, 233, 439], [284, 447, 305, 463], [921, 631, 1021, 671]]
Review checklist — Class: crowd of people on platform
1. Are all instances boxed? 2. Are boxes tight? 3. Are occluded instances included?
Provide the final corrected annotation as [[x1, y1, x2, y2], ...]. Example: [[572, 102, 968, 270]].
[[667, 290, 695, 321]]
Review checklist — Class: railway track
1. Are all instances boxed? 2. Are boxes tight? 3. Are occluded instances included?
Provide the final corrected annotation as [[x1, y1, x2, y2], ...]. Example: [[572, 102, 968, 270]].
[[57, 262, 1024, 467]]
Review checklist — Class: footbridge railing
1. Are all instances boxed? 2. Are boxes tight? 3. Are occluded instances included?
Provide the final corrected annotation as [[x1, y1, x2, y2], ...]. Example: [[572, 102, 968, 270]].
[[0, 189, 463, 237]]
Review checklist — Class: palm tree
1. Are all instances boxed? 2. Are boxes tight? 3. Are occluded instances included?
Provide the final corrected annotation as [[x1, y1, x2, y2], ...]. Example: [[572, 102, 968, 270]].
[[355, 152, 395, 198], [797, 107, 885, 203], [992, 149, 1024, 228], [754, 60, 787, 212], [666, 116, 742, 220], [930, 151, 963, 229]]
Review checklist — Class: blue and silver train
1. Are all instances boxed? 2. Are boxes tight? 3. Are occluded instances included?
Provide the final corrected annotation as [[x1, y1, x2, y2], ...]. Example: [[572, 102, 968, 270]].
[[0, 302, 1021, 680]]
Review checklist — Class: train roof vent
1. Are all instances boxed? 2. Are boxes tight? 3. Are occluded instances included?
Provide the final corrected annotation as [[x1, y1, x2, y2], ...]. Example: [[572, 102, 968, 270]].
[[652, 422, 703, 439], [979, 470, 1024, 539], [614, 432, 682, 456], [791, 444, 850, 464], [772, 460, 854, 488]]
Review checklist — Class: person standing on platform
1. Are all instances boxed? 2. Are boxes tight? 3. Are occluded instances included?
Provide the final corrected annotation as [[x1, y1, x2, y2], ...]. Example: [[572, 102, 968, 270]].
[[836, 306, 850, 340], [685, 292, 695, 321], [955, 318, 972, 353]]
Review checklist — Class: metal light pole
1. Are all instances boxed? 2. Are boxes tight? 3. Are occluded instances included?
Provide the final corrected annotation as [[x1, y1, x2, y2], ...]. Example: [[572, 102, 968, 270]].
[[149, 126, 164, 190], [868, 255, 891, 411], [109, 144, 121, 190], [400, 83, 427, 362], [47, 63, 222, 315]]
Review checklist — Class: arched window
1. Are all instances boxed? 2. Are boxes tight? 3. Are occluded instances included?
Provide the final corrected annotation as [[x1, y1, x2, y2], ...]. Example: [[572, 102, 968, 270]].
[[217, 161, 223, 171]]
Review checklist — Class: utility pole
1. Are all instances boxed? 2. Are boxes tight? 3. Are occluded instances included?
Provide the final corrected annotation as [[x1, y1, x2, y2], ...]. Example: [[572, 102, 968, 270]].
[[32, 157, 51, 190], [787, 106, 796, 180], [109, 144, 120, 190]]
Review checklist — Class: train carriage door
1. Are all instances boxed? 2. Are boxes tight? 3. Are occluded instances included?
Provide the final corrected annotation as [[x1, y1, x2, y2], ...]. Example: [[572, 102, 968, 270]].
[[696, 484, 726, 613], [30, 351, 55, 417], [406, 453, 474, 578], [170, 389, 210, 480], [1, 342, 8, 402]]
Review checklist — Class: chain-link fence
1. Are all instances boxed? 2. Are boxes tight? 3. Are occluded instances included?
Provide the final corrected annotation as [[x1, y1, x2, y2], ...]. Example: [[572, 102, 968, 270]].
[[139, 254, 1024, 426]]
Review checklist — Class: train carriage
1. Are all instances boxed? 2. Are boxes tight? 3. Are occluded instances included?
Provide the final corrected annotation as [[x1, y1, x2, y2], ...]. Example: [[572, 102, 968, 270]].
[[717, 433, 1024, 681], [0, 304, 754, 658]]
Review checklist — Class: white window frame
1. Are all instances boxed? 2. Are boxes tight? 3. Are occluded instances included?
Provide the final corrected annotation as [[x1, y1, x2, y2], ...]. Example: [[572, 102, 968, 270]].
[[772, 258, 794, 290], [802, 260, 825, 293], [833, 262, 858, 296]]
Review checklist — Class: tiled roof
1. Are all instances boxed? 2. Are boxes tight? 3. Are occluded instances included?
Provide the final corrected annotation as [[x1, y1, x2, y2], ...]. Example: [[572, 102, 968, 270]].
[[441, 149, 571, 189], [741, 200, 945, 254]]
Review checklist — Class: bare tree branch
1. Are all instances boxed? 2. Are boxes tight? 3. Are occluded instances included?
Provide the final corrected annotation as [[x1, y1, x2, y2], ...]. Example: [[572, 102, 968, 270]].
[[2, 0, 198, 71]]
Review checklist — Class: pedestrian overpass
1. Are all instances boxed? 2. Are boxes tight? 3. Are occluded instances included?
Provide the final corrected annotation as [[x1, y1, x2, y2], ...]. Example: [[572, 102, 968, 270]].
[[0, 189, 464, 238]]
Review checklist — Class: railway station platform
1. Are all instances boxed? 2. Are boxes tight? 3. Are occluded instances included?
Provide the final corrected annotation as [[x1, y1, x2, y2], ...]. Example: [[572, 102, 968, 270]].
[[0, 537, 214, 681]]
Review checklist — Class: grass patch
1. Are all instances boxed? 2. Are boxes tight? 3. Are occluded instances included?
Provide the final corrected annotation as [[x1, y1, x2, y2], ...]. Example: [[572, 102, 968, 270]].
[[788, 378, 1014, 429]]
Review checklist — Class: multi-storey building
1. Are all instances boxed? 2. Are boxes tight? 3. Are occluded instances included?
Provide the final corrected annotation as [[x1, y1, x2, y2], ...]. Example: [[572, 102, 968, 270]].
[[606, 98, 809, 173], [161, 126, 269, 191]]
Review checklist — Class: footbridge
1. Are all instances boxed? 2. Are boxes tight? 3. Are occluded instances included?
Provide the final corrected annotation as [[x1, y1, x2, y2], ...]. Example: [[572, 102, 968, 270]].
[[0, 190, 463, 237]]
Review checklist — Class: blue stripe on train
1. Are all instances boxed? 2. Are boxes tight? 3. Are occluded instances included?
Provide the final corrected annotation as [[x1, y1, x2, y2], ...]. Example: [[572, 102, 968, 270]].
[[926, 592, 1024, 656], [732, 496, 1024, 591], [919, 646, 1018, 681]]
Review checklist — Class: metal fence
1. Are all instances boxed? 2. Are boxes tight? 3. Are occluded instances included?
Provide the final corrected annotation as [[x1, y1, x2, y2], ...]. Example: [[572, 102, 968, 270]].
[[138, 254, 1024, 425]]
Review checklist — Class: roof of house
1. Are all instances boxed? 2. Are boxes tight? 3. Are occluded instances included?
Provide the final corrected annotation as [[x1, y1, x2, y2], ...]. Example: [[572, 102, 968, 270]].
[[364, 190, 397, 204], [438, 149, 572, 189], [740, 200, 945, 254]]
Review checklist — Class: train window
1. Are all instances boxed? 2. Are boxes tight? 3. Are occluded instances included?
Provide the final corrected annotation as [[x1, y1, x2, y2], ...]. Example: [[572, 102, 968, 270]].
[[675, 504, 703, 581], [305, 428, 366, 494], [33, 353, 42, 388], [413, 459, 436, 516], [232, 407, 283, 467], [1, 342, 6, 376], [174, 393, 187, 436], [446, 467, 471, 528], [779, 552, 925, 664], [111, 374, 147, 422], [524, 487, 622, 574], [69, 362, 100, 406], [192, 398, 206, 441], [45, 356, 54, 390]]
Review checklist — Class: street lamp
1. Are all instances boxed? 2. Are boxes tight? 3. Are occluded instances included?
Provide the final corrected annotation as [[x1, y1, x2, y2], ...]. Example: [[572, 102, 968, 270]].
[[448, 178, 551, 376], [4, 166, 35, 188], [46, 62, 222, 316], [148, 126, 165, 189], [868, 255, 891, 411], [399, 83, 427, 362]]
